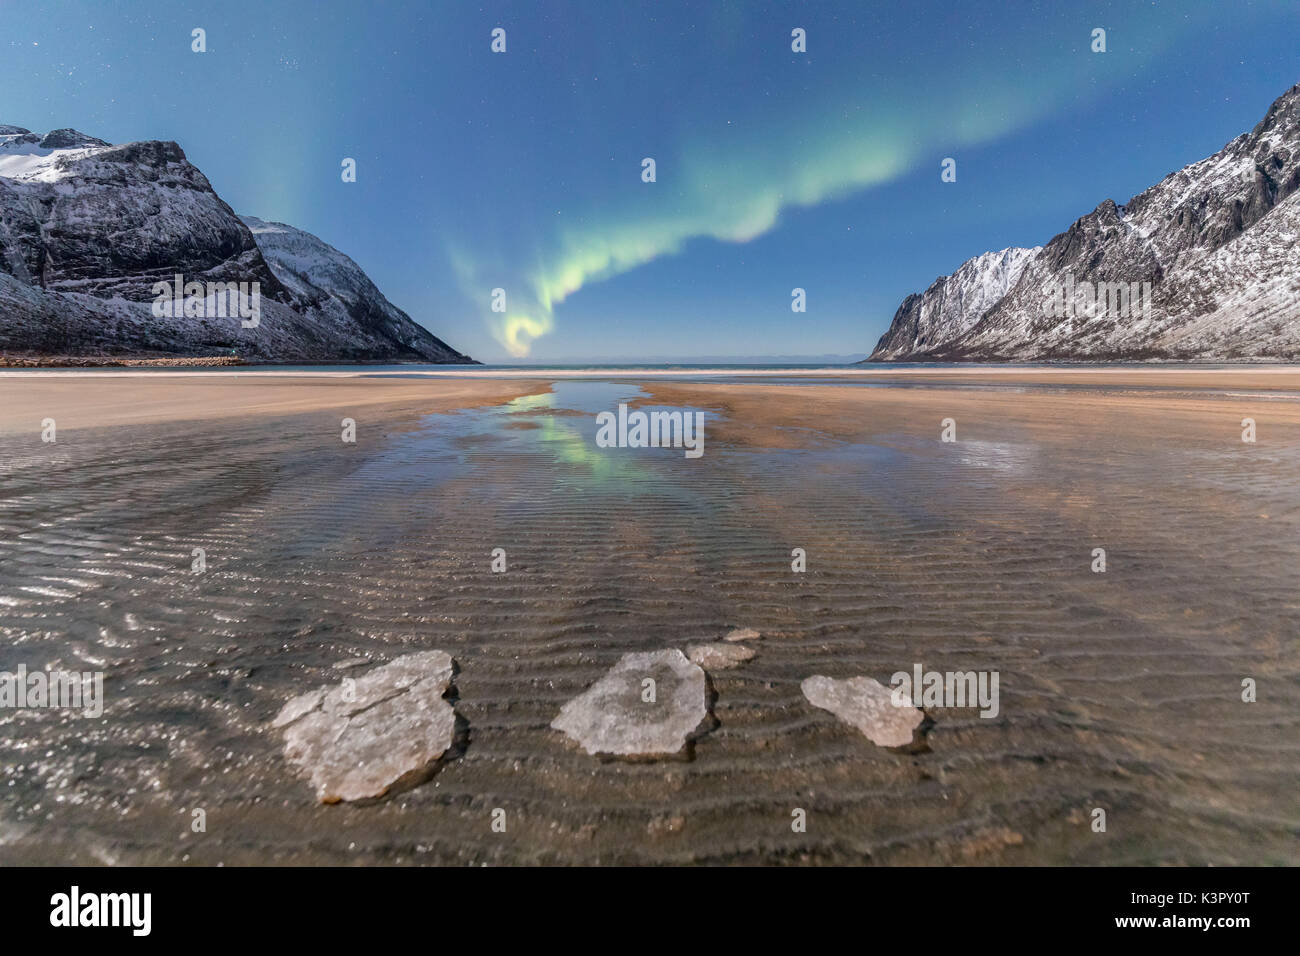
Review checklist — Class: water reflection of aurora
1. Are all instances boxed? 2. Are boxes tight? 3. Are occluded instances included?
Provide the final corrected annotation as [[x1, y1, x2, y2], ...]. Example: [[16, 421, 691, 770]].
[[499, 383, 710, 486]]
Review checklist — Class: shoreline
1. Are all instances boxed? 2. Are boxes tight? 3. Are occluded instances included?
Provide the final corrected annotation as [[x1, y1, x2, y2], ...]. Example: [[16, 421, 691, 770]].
[[0, 375, 548, 435], [5, 368, 1300, 436]]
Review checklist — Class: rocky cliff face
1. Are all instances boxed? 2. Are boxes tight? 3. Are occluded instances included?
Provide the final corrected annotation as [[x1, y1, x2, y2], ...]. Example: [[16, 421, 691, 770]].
[[868, 82, 1300, 361], [0, 126, 473, 362], [870, 247, 1040, 360]]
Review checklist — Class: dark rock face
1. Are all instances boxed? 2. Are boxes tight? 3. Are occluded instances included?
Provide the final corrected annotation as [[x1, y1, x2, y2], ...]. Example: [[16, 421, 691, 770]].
[[0, 126, 41, 149], [38, 129, 110, 149], [3, 139, 275, 298], [869, 83, 1300, 362], [0, 126, 474, 362]]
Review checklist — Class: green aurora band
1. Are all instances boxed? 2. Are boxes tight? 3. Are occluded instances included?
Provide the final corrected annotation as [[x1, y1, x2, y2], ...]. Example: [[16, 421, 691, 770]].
[[450, 20, 1189, 357]]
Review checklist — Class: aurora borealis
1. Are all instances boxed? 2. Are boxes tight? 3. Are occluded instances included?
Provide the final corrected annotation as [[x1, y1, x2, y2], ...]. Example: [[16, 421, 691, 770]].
[[5, 0, 1299, 361]]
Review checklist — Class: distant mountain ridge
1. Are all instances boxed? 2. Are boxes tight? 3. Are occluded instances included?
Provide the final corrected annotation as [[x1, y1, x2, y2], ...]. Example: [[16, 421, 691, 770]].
[[0, 125, 473, 362], [868, 82, 1300, 362]]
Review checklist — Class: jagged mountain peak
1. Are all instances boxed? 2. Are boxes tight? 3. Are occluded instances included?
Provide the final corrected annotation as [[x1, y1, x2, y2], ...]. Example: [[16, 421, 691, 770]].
[[38, 128, 111, 149], [0, 123, 120, 183], [1249, 80, 1300, 141], [0, 125, 112, 149], [868, 81, 1300, 362]]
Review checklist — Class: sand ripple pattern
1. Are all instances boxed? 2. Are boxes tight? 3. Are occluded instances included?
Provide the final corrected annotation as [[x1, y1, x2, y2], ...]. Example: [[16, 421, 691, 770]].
[[0, 381, 1296, 864]]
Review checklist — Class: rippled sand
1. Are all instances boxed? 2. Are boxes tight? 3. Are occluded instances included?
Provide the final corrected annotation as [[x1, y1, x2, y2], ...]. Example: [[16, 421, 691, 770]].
[[0, 370, 1296, 865]]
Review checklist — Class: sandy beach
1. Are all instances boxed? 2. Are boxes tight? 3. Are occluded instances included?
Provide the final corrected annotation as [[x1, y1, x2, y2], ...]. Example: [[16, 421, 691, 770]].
[[0, 368, 1296, 865], [0, 374, 546, 435]]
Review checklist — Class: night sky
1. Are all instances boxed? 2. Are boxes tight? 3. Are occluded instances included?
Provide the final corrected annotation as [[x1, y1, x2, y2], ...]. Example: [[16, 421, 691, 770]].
[[4, 0, 1299, 362]]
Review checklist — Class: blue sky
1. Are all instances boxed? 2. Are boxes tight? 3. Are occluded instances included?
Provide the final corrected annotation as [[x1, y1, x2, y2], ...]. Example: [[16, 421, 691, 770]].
[[3, 0, 1299, 363]]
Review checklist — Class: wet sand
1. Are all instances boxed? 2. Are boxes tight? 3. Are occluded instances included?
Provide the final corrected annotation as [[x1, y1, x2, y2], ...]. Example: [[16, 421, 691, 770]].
[[0, 369, 1296, 865], [0, 374, 547, 435]]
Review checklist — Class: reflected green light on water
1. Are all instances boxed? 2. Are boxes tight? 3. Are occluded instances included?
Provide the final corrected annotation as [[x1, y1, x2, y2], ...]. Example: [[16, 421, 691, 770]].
[[501, 388, 650, 485]]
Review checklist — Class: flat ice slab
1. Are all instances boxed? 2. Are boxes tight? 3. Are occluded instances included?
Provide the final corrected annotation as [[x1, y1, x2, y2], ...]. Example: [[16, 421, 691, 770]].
[[687, 642, 756, 669], [552, 649, 710, 757], [801, 674, 923, 748], [273, 651, 457, 803]]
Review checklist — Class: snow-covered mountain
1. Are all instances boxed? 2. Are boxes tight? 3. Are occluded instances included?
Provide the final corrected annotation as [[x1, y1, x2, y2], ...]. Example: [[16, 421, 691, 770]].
[[0, 125, 473, 362], [868, 82, 1300, 362], [870, 247, 1040, 360], [237, 216, 465, 361]]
